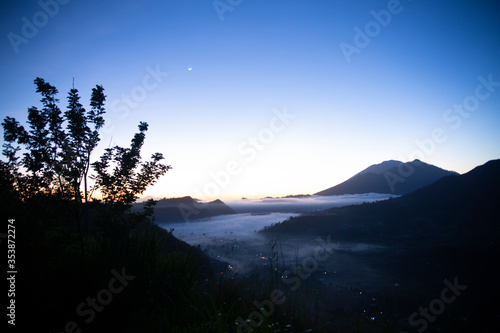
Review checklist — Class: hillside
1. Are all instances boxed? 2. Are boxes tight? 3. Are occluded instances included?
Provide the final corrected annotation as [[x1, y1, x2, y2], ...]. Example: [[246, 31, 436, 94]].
[[315, 159, 458, 196], [265, 159, 499, 243], [353, 159, 403, 176], [262, 159, 500, 331]]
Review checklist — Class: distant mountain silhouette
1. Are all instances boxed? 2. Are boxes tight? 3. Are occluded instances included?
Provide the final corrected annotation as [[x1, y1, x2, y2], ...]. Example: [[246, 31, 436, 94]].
[[353, 159, 403, 177], [315, 159, 458, 196], [135, 196, 236, 223], [265, 159, 499, 242], [263, 160, 500, 329], [387, 158, 499, 219]]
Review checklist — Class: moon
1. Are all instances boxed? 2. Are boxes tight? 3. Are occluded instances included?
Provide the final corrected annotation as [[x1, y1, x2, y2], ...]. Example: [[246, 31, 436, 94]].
[[187, 67, 192, 71]]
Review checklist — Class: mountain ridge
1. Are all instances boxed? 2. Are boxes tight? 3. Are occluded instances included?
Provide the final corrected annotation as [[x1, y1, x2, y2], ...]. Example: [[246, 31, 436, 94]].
[[352, 159, 402, 177], [315, 159, 459, 196], [134, 196, 236, 223], [264, 159, 500, 242]]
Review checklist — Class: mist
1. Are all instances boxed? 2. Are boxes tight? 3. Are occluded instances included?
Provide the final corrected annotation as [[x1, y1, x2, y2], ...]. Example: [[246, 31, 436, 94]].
[[156, 194, 395, 275], [225, 193, 396, 214], [157, 193, 395, 240]]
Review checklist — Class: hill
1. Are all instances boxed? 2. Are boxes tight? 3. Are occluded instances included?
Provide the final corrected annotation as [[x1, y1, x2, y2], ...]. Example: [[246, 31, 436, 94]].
[[262, 159, 500, 331], [315, 159, 458, 196], [264, 159, 499, 243], [142, 196, 236, 223], [353, 159, 403, 176]]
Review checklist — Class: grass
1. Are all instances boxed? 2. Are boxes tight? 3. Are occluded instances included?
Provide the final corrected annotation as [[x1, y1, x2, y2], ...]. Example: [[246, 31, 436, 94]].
[[14, 196, 434, 332]]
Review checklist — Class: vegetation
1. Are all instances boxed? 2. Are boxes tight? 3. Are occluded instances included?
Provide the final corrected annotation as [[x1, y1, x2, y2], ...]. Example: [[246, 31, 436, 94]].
[[2, 78, 342, 332], [5, 78, 461, 332]]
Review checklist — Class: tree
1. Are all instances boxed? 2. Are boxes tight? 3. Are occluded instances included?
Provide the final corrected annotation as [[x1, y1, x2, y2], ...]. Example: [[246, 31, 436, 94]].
[[63, 85, 106, 203], [3, 77, 170, 209], [91, 121, 171, 207], [3, 77, 171, 261], [1, 78, 106, 201]]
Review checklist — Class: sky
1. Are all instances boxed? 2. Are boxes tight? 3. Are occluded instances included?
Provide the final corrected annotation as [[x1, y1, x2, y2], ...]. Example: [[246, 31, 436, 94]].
[[1, 0, 499, 200]]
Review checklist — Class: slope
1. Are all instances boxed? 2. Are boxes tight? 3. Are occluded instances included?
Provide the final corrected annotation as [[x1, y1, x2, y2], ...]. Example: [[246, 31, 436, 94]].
[[266, 159, 499, 242], [135, 196, 236, 223], [315, 159, 458, 196]]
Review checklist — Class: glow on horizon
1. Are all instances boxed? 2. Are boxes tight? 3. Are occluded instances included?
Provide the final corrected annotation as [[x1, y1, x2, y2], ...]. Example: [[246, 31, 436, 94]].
[[1, 1, 499, 201]]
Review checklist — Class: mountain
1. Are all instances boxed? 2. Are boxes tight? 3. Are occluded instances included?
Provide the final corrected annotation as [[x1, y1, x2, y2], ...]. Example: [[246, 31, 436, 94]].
[[135, 196, 236, 223], [205, 199, 237, 215], [387, 158, 499, 221], [264, 159, 500, 242], [315, 159, 459, 196], [353, 159, 403, 177], [263, 160, 500, 330]]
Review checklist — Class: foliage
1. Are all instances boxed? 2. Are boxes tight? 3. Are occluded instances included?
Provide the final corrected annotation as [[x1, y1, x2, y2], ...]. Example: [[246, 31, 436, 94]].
[[1, 78, 169, 206], [91, 121, 171, 207], [1, 77, 367, 333], [1, 78, 106, 201]]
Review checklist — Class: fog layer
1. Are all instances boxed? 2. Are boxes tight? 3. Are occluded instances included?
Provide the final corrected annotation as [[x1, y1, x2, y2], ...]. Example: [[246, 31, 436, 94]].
[[225, 193, 396, 214], [156, 194, 394, 276]]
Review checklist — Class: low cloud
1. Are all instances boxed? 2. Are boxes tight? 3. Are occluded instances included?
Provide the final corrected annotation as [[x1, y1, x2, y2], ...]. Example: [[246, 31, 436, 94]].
[[226, 193, 396, 214]]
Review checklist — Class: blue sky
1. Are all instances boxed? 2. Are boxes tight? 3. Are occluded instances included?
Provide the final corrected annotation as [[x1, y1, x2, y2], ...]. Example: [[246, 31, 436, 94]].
[[1, 0, 499, 199]]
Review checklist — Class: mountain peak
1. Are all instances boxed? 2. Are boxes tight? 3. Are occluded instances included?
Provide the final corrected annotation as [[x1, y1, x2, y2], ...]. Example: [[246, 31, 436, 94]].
[[137, 197, 236, 223], [209, 199, 224, 204], [354, 160, 403, 177], [316, 159, 458, 196]]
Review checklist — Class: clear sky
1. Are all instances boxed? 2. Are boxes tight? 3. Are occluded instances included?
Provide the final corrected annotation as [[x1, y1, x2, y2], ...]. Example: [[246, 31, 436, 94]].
[[1, 0, 499, 200]]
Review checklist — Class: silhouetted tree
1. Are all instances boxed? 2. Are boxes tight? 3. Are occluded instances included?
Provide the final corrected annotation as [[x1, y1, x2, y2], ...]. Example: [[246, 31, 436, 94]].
[[91, 121, 171, 207], [1, 78, 106, 201], [3, 77, 170, 210], [63, 85, 106, 203], [2, 78, 170, 259]]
